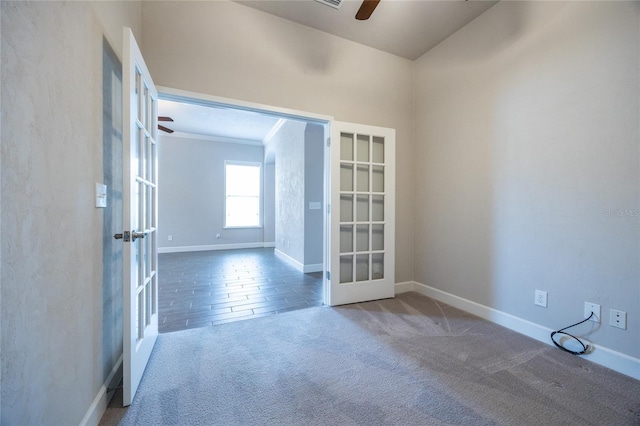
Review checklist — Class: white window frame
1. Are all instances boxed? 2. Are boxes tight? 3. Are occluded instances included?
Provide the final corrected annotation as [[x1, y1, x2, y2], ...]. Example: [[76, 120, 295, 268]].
[[224, 160, 262, 229]]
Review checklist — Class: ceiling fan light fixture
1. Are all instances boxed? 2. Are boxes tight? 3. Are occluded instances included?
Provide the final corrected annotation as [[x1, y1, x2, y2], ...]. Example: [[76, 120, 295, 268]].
[[314, 0, 342, 10]]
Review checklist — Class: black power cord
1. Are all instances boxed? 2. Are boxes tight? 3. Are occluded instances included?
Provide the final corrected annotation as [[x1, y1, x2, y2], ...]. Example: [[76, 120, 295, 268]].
[[550, 312, 593, 355]]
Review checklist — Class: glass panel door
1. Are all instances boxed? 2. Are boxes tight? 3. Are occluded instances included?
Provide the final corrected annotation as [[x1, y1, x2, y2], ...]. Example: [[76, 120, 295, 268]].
[[329, 122, 395, 306]]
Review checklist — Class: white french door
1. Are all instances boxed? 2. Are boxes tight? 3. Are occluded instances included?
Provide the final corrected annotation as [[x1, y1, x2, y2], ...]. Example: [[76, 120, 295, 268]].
[[120, 27, 159, 406], [328, 121, 395, 306]]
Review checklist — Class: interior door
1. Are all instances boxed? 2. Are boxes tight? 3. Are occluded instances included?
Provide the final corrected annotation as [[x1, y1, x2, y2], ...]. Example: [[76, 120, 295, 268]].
[[121, 27, 159, 406], [328, 121, 395, 306]]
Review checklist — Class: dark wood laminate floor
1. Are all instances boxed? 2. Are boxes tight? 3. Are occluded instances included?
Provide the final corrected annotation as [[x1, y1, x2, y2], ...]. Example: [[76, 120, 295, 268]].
[[158, 248, 324, 333]]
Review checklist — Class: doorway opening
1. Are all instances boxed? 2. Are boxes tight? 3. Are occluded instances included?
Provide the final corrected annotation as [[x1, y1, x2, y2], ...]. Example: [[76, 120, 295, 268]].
[[155, 87, 332, 333]]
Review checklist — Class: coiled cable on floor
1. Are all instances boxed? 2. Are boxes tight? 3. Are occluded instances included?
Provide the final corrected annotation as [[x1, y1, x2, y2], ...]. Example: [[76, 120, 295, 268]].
[[550, 312, 593, 355]]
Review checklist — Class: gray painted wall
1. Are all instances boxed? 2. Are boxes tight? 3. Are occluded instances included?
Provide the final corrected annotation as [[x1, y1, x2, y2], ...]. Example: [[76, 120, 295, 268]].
[[304, 123, 325, 267], [1, 1, 141, 423], [157, 135, 265, 249], [414, 1, 639, 359]]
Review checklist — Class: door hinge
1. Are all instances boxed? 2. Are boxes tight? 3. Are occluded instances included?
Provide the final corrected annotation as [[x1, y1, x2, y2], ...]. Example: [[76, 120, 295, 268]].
[[326, 271, 331, 280], [327, 204, 331, 214], [326, 137, 331, 147]]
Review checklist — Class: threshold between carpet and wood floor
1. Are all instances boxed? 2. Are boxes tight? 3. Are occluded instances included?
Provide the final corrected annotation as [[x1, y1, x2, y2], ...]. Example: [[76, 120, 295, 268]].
[[100, 291, 640, 426]]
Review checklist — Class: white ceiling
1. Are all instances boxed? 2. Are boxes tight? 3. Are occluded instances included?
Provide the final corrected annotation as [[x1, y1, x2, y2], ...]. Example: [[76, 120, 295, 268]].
[[235, 0, 498, 61], [158, 99, 285, 144], [158, 0, 498, 141]]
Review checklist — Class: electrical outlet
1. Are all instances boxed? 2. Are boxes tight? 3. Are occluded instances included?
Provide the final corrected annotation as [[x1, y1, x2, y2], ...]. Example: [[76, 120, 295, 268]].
[[168, 235, 173, 241], [534, 290, 548, 308], [216, 233, 221, 239], [584, 302, 600, 322], [609, 309, 627, 330]]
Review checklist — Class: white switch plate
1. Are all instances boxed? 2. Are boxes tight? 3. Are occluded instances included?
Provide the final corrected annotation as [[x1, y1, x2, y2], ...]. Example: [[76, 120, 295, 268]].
[[96, 183, 107, 208], [309, 202, 321, 210]]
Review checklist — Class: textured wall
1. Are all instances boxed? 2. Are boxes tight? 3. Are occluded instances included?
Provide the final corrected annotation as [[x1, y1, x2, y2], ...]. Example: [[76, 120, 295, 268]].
[[141, 1, 415, 283], [269, 121, 307, 264], [157, 135, 265, 249], [414, 1, 640, 358], [1, 1, 140, 423]]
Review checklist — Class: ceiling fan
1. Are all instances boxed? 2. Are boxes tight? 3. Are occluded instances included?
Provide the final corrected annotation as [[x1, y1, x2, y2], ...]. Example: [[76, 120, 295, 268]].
[[158, 116, 174, 133], [355, 0, 380, 20]]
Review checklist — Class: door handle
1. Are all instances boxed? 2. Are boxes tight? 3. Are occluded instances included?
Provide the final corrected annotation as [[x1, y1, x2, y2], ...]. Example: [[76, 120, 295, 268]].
[[131, 231, 146, 242]]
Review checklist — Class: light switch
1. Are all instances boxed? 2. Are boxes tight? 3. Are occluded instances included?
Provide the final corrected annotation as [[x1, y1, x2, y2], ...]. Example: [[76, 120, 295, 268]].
[[309, 202, 321, 210], [96, 183, 107, 208]]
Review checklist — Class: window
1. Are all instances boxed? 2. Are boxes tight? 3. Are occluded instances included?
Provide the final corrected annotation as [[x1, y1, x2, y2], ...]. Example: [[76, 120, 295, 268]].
[[225, 162, 261, 227]]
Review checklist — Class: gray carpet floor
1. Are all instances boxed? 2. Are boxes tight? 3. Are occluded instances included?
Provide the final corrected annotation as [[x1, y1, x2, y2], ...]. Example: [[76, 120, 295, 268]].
[[100, 292, 640, 425]]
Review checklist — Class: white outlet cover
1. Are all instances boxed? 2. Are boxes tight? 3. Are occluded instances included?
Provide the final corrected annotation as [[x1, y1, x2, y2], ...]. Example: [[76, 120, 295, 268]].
[[534, 290, 547, 308], [584, 302, 601, 322], [609, 309, 627, 330]]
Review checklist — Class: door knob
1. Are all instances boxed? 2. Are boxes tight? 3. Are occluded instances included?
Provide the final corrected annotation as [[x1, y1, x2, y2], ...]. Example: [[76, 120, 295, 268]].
[[131, 231, 146, 242]]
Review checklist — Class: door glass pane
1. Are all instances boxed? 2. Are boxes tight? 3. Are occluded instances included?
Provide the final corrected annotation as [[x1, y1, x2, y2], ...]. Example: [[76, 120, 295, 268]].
[[372, 195, 384, 221], [139, 127, 146, 178], [356, 165, 369, 192], [145, 282, 151, 326], [356, 195, 369, 222], [145, 136, 152, 182], [132, 126, 140, 180], [340, 164, 354, 191], [340, 132, 354, 161], [356, 254, 369, 282], [150, 141, 157, 185], [151, 272, 157, 315], [372, 224, 384, 251], [372, 165, 384, 193], [356, 224, 369, 252], [145, 233, 151, 278], [340, 255, 353, 283], [137, 288, 144, 340], [372, 253, 384, 280], [357, 134, 370, 162], [340, 225, 353, 253], [150, 97, 156, 138], [144, 84, 151, 132], [146, 185, 153, 231], [139, 237, 146, 290], [139, 183, 146, 230], [340, 194, 353, 222], [134, 69, 141, 123], [372, 136, 384, 163], [141, 82, 147, 127]]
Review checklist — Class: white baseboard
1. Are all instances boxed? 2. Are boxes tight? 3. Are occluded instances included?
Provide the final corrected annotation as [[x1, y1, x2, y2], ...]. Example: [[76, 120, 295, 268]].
[[395, 281, 640, 381], [303, 263, 323, 273], [80, 354, 123, 426], [274, 249, 322, 273], [159, 242, 274, 254]]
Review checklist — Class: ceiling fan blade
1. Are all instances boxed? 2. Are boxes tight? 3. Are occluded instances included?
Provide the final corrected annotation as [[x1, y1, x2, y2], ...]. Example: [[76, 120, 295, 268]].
[[158, 116, 174, 122], [355, 0, 380, 20], [158, 124, 174, 133]]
